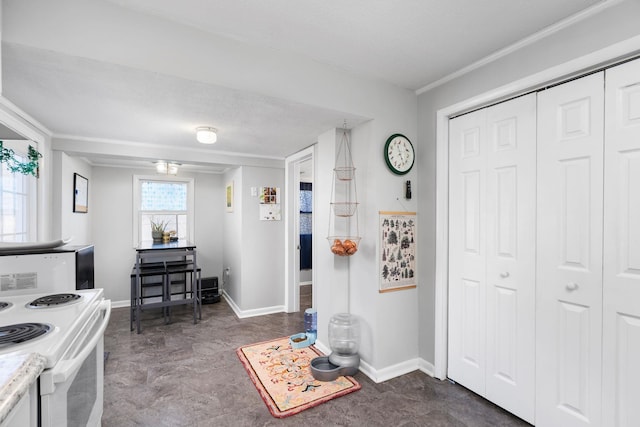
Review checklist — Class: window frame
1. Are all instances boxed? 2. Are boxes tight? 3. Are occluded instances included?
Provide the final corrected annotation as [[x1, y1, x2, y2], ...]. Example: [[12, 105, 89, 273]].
[[132, 175, 195, 247], [0, 140, 38, 242]]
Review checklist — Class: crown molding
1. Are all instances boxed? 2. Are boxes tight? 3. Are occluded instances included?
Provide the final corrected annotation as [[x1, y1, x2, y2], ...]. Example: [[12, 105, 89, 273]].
[[416, 0, 623, 95]]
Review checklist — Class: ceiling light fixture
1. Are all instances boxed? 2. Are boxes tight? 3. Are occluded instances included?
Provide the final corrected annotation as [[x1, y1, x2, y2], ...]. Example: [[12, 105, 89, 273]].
[[155, 161, 180, 175], [196, 126, 217, 144]]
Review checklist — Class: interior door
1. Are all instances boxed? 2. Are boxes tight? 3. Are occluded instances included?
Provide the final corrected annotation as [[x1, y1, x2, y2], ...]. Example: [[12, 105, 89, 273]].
[[448, 106, 487, 397], [536, 72, 604, 427], [602, 58, 640, 427], [448, 94, 536, 423], [484, 94, 536, 423]]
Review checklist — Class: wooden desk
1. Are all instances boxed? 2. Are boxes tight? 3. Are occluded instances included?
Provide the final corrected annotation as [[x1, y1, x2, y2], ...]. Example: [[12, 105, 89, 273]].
[[131, 240, 201, 333]]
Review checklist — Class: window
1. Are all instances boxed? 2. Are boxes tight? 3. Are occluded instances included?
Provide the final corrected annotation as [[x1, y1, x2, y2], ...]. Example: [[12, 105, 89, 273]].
[[133, 175, 194, 245], [0, 141, 37, 242]]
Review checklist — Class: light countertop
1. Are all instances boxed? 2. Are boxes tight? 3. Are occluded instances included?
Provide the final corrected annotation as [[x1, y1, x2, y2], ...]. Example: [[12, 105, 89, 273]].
[[0, 353, 46, 425]]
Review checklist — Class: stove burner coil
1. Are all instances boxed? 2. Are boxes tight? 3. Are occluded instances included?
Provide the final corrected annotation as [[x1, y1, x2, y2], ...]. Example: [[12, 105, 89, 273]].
[[0, 302, 12, 312], [0, 322, 51, 345], [28, 293, 81, 308]]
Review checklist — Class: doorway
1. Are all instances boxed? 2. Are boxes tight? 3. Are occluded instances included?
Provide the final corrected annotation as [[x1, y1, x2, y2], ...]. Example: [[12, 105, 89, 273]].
[[284, 146, 316, 313], [299, 159, 313, 312]]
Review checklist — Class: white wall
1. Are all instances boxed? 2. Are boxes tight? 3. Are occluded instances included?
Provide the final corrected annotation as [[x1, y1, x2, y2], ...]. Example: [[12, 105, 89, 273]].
[[222, 167, 242, 306], [193, 172, 225, 281], [314, 129, 349, 345], [312, 118, 420, 380], [349, 119, 419, 374], [240, 166, 285, 310], [416, 0, 640, 366], [91, 165, 224, 303], [222, 165, 285, 314], [51, 151, 92, 244], [90, 166, 133, 302]]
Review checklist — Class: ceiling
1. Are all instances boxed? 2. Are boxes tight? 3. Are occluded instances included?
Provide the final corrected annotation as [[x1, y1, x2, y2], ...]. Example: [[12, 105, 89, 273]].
[[1, 0, 606, 172]]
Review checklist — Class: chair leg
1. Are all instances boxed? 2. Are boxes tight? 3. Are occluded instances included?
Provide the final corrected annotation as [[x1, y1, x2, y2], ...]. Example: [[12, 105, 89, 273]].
[[136, 292, 141, 334], [197, 272, 202, 320], [164, 273, 171, 324], [137, 275, 143, 334], [192, 271, 197, 324], [130, 276, 135, 331]]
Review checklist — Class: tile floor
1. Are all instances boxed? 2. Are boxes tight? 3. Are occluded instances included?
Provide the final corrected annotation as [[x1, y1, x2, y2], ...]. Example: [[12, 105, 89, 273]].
[[102, 286, 530, 426]]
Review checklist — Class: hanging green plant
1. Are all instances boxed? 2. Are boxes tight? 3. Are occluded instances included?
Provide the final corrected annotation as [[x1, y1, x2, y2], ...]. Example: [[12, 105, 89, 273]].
[[0, 140, 42, 177]]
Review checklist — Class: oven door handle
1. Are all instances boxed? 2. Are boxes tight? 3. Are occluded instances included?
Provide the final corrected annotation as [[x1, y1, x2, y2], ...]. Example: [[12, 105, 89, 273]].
[[51, 299, 112, 384]]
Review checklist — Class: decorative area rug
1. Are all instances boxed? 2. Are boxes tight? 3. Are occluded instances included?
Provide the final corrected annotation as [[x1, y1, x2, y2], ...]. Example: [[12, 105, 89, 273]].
[[236, 336, 361, 418]]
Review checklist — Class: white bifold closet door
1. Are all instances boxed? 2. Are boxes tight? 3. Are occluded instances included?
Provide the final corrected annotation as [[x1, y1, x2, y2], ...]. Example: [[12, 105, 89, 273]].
[[536, 72, 604, 427], [602, 59, 640, 427], [448, 94, 536, 423]]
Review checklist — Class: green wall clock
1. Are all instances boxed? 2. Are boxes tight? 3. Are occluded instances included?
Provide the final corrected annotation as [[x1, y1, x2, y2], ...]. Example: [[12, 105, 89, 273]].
[[384, 133, 414, 175]]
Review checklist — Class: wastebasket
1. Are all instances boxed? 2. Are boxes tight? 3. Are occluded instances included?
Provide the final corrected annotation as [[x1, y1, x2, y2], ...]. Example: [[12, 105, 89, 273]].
[[201, 277, 220, 304]]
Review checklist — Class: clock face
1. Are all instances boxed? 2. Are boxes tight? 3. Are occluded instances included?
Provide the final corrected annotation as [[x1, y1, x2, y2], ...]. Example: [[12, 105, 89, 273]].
[[384, 134, 414, 175]]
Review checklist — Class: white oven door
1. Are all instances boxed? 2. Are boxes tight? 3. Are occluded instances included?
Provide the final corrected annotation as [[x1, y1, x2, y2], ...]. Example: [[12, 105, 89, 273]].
[[39, 300, 111, 427]]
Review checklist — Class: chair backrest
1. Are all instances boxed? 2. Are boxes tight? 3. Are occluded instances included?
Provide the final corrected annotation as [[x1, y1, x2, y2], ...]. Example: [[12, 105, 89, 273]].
[[135, 249, 197, 274]]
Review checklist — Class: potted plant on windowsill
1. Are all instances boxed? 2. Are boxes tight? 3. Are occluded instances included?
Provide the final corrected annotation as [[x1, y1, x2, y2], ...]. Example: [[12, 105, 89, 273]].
[[150, 218, 168, 243]]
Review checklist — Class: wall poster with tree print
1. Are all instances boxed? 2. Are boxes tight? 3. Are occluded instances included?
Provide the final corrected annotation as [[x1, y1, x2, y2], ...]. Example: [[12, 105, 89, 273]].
[[379, 211, 417, 292]]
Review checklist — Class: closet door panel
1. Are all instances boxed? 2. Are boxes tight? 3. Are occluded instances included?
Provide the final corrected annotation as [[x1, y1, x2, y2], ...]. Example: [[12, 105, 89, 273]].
[[448, 109, 487, 396], [536, 72, 604, 427], [603, 58, 640, 427], [561, 157, 592, 272], [485, 94, 536, 423], [449, 94, 536, 422]]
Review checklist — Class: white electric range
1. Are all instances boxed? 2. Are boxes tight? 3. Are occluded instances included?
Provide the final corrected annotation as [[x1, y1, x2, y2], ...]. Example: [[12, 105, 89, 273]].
[[0, 256, 111, 427]]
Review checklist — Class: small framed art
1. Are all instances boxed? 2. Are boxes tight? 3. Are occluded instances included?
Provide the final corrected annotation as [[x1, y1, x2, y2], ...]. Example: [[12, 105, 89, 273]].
[[226, 181, 234, 212], [379, 211, 417, 292], [73, 173, 88, 213]]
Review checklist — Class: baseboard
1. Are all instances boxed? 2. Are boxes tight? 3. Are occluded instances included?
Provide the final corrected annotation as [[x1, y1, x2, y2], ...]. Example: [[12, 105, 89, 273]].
[[356, 357, 436, 384], [361, 358, 416, 383], [111, 299, 130, 309], [222, 290, 285, 318], [313, 339, 330, 355], [111, 292, 287, 321], [310, 340, 412, 383], [299, 281, 312, 287], [417, 358, 436, 377], [311, 335, 437, 384]]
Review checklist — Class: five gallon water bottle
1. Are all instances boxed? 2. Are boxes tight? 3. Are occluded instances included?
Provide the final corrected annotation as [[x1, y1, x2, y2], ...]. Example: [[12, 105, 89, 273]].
[[304, 308, 317, 344]]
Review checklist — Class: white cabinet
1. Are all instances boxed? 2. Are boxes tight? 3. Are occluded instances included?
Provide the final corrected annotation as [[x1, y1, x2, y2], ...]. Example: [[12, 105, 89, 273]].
[[1, 382, 37, 427]]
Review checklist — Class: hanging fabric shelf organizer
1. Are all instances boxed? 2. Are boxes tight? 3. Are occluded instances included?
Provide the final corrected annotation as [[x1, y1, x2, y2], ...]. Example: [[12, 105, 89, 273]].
[[328, 127, 361, 256]]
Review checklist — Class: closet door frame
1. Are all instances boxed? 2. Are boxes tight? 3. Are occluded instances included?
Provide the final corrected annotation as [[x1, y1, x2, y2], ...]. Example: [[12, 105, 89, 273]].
[[433, 37, 640, 381]]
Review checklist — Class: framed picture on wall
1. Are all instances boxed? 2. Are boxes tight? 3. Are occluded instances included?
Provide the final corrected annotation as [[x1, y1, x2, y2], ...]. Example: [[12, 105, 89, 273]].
[[73, 173, 88, 213], [226, 181, 234, 212], [379, 211, 417, 293]]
